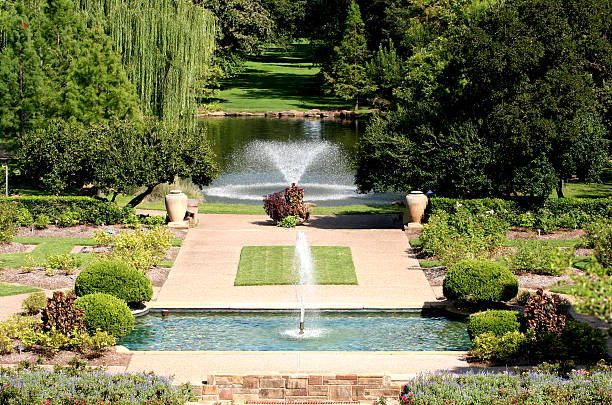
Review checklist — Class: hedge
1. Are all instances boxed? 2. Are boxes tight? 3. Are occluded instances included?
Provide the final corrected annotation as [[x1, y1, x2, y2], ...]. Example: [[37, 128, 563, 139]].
[[75, 293, 134, 339], [443, 259, 519, 303], [2, 196, 132, 225], [467, 310, 522, 339], [429, 197, 612, 230]]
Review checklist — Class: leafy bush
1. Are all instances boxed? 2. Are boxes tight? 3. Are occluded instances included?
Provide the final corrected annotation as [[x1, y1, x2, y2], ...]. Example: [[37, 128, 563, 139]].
[[45, 253, 81, 274], [470, 331, 528, 361], [560, 320, 607, 361], [75, 293, 134, 339], [40, 291, 86, 335], [443, 259, 518, 304], [420, 207, 507, 265], [571, 258, 612, 323], [429, 197, 612, 231], [3, 196, 131, 226], [34, 214, 50, 229], [94, 226, 172, 273], [0, 200, 19, 243], [22, 291, 47, 315], [69, 329, 116, 357], [0, 368, 196, 405], [508, 244, 573, 275], [146, 177, 204, 202], [524, 288, 566, 337], [22, 254, 38, 273], [264, 183, 309, 223], [277, 215, 299, 228], [584, 222, 612, 269], [467, 310, 521, 340], [75, 260, 153, 305], [16, 206, 33, 227], [400, 369, 612, 404]]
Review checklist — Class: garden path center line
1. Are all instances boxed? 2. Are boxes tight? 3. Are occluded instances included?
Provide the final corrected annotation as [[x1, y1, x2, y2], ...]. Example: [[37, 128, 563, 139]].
[[153, 214, 436, 308]]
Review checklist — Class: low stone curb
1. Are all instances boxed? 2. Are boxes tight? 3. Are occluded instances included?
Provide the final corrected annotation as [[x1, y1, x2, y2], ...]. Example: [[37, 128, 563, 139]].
[[196, 109, 375, 120]]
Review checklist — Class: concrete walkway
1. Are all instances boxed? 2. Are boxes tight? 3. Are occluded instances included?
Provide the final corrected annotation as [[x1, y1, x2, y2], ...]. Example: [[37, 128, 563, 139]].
[[154, 214, 437, 309]]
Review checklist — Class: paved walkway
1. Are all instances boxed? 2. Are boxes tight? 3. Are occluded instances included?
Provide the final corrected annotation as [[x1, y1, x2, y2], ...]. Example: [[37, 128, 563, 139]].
[[154, 214, 437, 309]]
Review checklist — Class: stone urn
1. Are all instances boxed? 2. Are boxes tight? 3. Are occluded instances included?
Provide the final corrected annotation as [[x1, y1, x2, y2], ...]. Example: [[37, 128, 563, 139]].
[[165, 190, 188, 223], [405, 191, 428, 229]]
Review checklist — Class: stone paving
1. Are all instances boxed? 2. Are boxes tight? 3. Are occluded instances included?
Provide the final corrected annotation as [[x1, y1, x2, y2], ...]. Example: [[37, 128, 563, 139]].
[[153, 214, 437, 309]]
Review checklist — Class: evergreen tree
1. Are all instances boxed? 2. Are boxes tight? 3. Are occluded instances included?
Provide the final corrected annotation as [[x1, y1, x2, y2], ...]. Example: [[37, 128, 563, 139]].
[[323, 0, 375, 110]]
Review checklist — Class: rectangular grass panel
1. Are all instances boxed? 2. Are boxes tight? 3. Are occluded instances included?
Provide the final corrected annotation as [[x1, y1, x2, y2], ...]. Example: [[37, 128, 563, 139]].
[[235, 246, 357, 286], [0, 282, 40, 297]]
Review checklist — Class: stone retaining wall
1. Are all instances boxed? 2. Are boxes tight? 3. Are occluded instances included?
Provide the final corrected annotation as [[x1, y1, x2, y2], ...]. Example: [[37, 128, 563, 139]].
[[196, 374, 402, 403], [195, 109, 374, 120]]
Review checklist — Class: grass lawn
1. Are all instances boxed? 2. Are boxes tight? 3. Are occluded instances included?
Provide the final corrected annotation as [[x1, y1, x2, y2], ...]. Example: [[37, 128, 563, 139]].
[[0, 237, 98, 270], [0, 282, 40, 297], [419, 259, 443, 268], [555, 166, 612, 198], [208, 44, 352, 112], [235, 245, 357, 286], [502, 239, 581, 248]]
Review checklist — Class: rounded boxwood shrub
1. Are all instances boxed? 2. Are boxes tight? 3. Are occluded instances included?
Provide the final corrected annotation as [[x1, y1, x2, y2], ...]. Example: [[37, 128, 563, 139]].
[[75, 260, 153, 305], [75, 293, 134, 339], [467, 310, 522, 340], [443, 260, 518, 303]]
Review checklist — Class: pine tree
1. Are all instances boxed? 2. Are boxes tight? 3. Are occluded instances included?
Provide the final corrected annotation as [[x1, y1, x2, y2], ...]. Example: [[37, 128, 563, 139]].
[[323, 0, 375, 110]]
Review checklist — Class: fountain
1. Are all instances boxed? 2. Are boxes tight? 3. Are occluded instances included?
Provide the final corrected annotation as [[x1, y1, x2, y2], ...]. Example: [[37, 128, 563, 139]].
[[293, 232, 316, 337]]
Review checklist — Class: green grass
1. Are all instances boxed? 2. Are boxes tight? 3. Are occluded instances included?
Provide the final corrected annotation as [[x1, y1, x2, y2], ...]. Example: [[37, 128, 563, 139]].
[[0, 282, 40, 297], [555, 167, 612, 199], [235, 245, 357, 286], [208, 44, 352, 112], [550, 285, 578, 295], [410, 238, 422, 248], [0, 237, 98, 270], [419, 259, 443, 268]]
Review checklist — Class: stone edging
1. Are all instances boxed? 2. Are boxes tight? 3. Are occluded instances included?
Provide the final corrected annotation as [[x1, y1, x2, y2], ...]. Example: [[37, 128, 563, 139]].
[[196, 109, 375, 120]]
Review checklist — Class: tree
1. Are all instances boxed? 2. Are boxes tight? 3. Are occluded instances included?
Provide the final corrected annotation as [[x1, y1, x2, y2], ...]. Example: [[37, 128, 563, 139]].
[[16, 120, 219, 206], [0, 0, 139, 146], [356, 0, 610, 198], [323, 0, 375, 110]]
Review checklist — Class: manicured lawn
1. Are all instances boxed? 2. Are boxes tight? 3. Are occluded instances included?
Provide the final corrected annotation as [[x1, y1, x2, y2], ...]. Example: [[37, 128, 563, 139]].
[[0, 282, 40, 297], [235, 245, 357, 286], [502, 239, 581, 248], [419, 259, 443, 268], [207, 44, 352, 112], [0, 237, 98, 270], [555, 167, 612, 198], [116, 194, 403, 215]]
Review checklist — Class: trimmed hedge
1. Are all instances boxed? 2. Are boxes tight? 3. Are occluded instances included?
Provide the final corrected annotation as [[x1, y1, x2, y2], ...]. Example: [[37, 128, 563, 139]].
[[3, 196, 131, 225], [75, 293, 134, 339], [75, 260, 153, 305], [467, 310, 522, 339], [429, 197, 612, 230], [443, 259, 518, 303]]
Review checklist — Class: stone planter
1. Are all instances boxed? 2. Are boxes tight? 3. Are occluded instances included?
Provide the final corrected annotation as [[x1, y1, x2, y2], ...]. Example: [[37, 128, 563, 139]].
[[405, 191, 428, 229], [165, 190, 188, 223]]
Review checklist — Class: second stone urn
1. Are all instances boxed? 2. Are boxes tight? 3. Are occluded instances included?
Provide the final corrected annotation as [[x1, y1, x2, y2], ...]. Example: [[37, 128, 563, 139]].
[[165, 190, 188, 223], [405, 190, 429, 229]]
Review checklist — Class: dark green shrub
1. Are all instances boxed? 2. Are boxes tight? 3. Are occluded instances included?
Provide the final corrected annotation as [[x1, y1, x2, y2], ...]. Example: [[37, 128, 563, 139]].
[[560, 320, 607, 361], [75, 293, 134, 338], [2, 196, 131, 225], [467, 310, 522, 340], [75, 260, 153, 305], [16, 206, 33, 227], [443, 260, 518, 303], [40, 291, 86, 334], [0, 200, 19, 243]]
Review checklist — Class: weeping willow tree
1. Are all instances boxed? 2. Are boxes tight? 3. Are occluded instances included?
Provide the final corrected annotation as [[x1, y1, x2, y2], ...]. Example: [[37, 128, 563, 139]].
[[79, 0, 215, 125]]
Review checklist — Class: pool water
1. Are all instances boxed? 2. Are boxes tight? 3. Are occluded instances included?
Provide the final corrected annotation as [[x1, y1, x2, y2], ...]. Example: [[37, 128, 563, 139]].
[[119, 311, 470, 351]]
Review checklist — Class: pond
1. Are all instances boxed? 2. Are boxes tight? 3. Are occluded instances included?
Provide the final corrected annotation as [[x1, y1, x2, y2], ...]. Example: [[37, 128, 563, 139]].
[[202, 118, 402, 206], [118, 310, 470, 351]]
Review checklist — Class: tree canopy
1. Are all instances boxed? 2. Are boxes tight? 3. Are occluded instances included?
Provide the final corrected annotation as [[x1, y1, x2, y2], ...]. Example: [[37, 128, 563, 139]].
[[356, 0, 611, 199]]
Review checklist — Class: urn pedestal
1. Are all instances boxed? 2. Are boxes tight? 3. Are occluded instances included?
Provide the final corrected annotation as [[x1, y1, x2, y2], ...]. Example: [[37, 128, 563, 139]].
[[404, 191, 428, 229], [165, 190, 188, 227]]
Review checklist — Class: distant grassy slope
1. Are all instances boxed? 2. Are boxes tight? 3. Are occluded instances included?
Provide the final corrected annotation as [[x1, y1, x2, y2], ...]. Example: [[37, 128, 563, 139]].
[[208, 44, 351, 112], [556, 166, 612, 198]]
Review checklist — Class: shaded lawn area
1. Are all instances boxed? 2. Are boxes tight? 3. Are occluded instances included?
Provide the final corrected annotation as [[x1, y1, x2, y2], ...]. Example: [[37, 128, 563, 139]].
[[555, 167, 612, 198], [0, 282, 40, 297], [210, 44, 351, 112], [235, 245, 357, 286]]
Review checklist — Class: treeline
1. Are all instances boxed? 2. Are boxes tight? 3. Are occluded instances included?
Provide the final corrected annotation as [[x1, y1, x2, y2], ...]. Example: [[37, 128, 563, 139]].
[[317, 0, 611, 200]]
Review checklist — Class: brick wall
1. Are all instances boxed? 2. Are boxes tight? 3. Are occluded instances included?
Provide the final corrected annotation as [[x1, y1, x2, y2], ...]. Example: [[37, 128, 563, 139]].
[[195, 374, 402, 403]]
